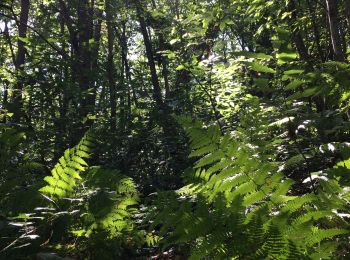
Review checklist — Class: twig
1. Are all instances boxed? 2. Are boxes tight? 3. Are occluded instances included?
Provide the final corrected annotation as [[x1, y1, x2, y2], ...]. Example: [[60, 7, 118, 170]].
[[0, 229, 35, 252]]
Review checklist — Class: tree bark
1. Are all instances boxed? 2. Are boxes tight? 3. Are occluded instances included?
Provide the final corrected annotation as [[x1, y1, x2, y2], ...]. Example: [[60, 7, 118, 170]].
[[306, 0, 324, 61], [77, 0, 94, 119], [13, 0, 30, 122], [4, 21, 16, 66], [135, 0, 163, 108], [58, 0, 78, 53], [325, 0, 345, 61], [119, 25, 139, 108], [150, 0, 170, 99], [119, 24, 127, 132], [345, 0, 350, 38], [106, 0, 117, 132], [88, 8, 103, 116], [288, 0, 309, 61]]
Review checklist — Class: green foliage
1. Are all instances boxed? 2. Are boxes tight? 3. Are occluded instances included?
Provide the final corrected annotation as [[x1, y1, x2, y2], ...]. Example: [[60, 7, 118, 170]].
[[149, 117, 350, 259], [76, 167, 139, 239], [34, 133, 142, 258], [3, 0, 350, 258], [39, 133, 95, 199]]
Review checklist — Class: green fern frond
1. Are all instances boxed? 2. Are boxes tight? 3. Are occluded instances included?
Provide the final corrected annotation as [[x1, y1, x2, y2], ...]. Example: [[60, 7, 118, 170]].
[[39, 132, 95, 199], [189, 143, 217, 158], [292, 210, 333, 227], [194, 149, 225, 168], [257, 225, 286, 258], [280, 194, 317, 213], [306, 228, 348, 246], [153, 117, 350, 259]]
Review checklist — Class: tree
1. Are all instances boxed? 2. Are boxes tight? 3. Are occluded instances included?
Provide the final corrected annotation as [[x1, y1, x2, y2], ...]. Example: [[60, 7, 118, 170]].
[[134, 0, 163, 108], [326, 0, 344, 61], [12, 0, 30, 122], [106, 0, 117, 132]]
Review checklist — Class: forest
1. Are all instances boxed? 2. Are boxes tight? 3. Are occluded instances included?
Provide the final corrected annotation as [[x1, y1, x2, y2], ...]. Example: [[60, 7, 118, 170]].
[[2, 0, 350, 259]]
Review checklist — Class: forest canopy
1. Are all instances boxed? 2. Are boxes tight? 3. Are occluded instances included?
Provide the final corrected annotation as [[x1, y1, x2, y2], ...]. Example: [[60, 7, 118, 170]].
[[1, 0, 350, 259]]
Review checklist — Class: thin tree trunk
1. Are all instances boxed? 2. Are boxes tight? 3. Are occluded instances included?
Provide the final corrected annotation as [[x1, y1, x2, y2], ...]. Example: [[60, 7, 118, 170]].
[[288, 0, 309, 61], [3, 21, 13, 124], [174, 0, 180, 19], [135, 0, 163, 108], [4, 21, 16, 66], [106, 0, 117, 132], [345, 0, 350, 38], [119, 25, 138, 107], [119, 24, 127, 132], [55, 11, 69, 158], [157, 34, 170, 99], [13, 0, 30, 122], [119, 23, 132, 115], [59, 14, 69, 123], [58, 0, 79, 53], [150, 0, 170, 99], [2, 82, 8, 123], [306, 0, 324, 61], [89, 8, 103, 115], [325, 0, 344, 61]]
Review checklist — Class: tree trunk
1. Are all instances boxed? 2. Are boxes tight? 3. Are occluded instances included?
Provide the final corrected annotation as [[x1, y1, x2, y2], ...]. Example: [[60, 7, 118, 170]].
[[106, 0, 117, 132], [345, 0, 350, 38], [119, 24, 127, 132], [306, 0, 324, 61], [2, 82, 8, 123], [120, 25, 138, 108], [89, 8, 103, 116], [325, 0, 345, 61], [150, 0, 170, 99], [77, 0, 94, 119], [157, 33, 170, 99], [58, 0, 78, 53], [288, 0, 309, 61], [13, 0, 30, 122], [135, 0, 163, 108]]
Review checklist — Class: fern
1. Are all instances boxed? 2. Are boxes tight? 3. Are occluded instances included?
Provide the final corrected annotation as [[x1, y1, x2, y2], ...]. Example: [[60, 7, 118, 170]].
[[37, 133, 141, 255], [39, 132, 95, 199], [150, 117, 350, 259], [82, 167, 139, 238]]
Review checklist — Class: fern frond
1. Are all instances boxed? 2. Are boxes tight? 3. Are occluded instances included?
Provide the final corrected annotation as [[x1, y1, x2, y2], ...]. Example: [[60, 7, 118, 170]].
[[306, 228, 348, 246], [292, 210, 333, 227], [39, 132, 95, 199], [280, 194, 317, 213], [153, 117, 350, 259]]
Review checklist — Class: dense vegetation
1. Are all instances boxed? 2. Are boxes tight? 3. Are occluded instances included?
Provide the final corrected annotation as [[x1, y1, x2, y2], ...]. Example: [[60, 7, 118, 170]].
[[2, 0, 350, 259]]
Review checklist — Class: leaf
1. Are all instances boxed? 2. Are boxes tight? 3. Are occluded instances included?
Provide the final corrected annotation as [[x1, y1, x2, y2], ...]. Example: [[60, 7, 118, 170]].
[[277, 52, 298, 64], [189, 143, 217, 158], [285, 80, 305, 90], [176, 65, 186, 71], [306, 229, 348, 246], [72, 156, 88, 166], [195, 149, 225, 168], [287, 87, 319, 100], [254, 78, 269, 88], [219, 21, 226, 31], [18, 37, 30, 43], [245, 61, 275, 73], [284, 69, 304, 75]]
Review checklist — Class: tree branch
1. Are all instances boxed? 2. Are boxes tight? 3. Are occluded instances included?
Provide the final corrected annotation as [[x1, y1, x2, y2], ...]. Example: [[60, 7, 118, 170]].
[[0, 12, 69, 59]]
